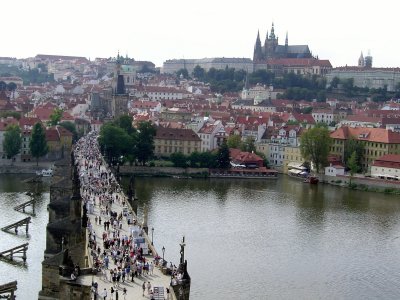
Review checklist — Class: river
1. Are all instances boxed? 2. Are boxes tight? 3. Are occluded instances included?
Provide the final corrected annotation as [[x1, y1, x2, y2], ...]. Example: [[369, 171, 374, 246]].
[[0, 174, 50, 300], [1, 174, 400, 299], [127, 175, 400, 300]]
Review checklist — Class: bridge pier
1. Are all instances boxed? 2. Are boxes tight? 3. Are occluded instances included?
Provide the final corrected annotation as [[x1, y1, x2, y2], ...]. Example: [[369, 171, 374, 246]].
[[0, 281, 17, 300], [2, 217, 31, 236], [14, 199, 35, 216], [0, 243, 29, 263]]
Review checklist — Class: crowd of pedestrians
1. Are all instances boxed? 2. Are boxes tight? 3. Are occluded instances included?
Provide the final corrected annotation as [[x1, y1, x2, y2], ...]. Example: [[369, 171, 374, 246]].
[[74, 132, 171, 300]]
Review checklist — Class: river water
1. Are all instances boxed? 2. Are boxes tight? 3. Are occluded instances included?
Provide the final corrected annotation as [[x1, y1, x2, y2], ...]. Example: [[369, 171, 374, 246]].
[[0, 174, 50, 300], [128, 175, 400, 300], [1, 174, 400, 299]]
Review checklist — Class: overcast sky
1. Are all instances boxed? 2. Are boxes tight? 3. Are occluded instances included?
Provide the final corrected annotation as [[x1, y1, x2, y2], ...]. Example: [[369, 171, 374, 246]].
[[1, 0, 398, 68]]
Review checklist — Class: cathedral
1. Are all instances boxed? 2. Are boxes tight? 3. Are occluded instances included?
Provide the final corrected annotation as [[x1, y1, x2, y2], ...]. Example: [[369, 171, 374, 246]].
[[253, 23, 312, 61]]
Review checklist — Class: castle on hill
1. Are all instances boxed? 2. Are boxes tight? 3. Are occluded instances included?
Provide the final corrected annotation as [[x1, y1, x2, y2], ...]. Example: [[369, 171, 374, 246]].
[[253, 23, 312, 61]]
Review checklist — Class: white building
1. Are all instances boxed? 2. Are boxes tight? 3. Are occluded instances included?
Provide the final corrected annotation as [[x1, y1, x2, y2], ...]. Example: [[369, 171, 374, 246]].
[[326, 67, 400, 92], [131, 86, 185, 101], [371, 154, 400, 180], [161, 57, 253, 74], [324, 164, 345, 176], [197, 121, 224, 152]]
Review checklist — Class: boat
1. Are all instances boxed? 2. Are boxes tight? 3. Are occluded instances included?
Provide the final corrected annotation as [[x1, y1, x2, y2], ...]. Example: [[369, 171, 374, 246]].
[[304, 176, 319, 184], [36, 169, 53, 177]]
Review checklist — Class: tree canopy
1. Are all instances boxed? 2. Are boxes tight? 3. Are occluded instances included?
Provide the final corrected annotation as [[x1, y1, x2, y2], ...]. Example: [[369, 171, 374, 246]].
[[135, 121, 156, 165], [344, 136, 364, 172], [227, 135, 242, 149], [59, 121, 78, 143], [4, 124, 21, 164], [29, 122, 48, 165], [216, 140, 230, 169], [98, 122, 133, 165], [170, 152, 188, 168], [48, 108, 63, 126], [347, 151, 360, 182], [300, 126, 332, 173]]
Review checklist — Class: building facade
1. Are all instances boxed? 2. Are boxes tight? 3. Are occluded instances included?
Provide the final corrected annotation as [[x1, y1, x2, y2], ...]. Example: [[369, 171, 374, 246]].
[[154, 127, 201, 157], [330, 127, 400, 171], [161, 57, 253, 74]]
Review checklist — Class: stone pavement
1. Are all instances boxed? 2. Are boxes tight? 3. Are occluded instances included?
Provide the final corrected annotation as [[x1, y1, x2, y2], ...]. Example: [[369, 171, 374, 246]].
[[77, 187, 174, 300]]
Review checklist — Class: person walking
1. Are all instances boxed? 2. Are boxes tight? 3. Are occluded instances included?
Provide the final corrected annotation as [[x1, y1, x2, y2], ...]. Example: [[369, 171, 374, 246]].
[[142, 282, 146, 296], [123, 288, 127, 300], [147, 282, 152, 295], [101, 288, 107, 300]]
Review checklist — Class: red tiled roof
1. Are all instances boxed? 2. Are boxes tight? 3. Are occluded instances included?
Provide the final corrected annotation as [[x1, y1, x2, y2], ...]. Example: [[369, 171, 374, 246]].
[[291, 113, 315, 124], [267, 58, 332, 68], [19, 117, 42, 128], [155, 127, 201, 141], [0, 117, 19, 131], [373, 154, 400, 168], [330, 127, 400, 144], [57, 126, 73, 137], [344, 115, 382, 123], [45, 128, 60, 142]]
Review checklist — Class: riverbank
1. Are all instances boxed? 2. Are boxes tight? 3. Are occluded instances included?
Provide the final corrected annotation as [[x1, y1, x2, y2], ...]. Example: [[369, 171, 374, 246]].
[[0, 161, 54, 174], [321, 174, 400, 194]]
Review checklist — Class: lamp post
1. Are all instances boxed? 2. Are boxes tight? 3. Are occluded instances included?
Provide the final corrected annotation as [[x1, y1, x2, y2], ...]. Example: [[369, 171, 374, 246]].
[[162, 246, 165, 264], [151, 227, 154, 245]]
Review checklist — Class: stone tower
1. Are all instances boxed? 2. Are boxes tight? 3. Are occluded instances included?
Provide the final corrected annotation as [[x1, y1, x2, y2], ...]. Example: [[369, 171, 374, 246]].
[[111, 52, 130, 119], [358, 52, 365, 67]]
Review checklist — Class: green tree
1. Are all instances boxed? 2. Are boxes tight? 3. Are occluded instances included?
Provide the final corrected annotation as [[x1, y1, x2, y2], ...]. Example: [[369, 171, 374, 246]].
[[347, 151, 359, 185], [227, 135, 242, 149], [217, 140, 230, 169], [0, 111, 21, 120], [300, 126, 332, 173], [59, 121, 78, 143], [176, 68, 189, 79], [170, 152, 188, 168], [330, 76, 340, 89], [48, 108, 63, 126], [188, 151, 201, 167], [241, 136, 256, 153], [6, 82, 17, 92], [0, 81, 6, 91], [198, 151, 217, 168], [135, 121, 156, 166], [344, 136, 364, 171], [114, 115, 135, 135], [192, 65, 205, 80], [3, 124, 21, 165], [98, 123, 132, 165], [29, 122, 49, 166]]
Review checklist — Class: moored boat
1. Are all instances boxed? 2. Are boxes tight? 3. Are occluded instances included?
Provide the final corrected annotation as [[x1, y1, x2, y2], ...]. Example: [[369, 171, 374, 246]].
[[304, 176, 319, 184]]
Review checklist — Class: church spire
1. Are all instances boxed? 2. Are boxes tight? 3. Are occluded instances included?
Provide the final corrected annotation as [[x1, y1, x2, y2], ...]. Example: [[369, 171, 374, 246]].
[[285, 31, 288, 47], [253, 30, 263, 61], [256, 30, 261, 46], [358, 51, 365, 67], [269, 22, 275, 39]]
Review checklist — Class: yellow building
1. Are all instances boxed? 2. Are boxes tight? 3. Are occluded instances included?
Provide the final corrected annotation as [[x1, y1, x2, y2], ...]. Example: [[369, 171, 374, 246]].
[[330, 127, 400, 171], [56, 126, 73, 151], [154, 127, 201, 157], [283, 146, 304, 174]]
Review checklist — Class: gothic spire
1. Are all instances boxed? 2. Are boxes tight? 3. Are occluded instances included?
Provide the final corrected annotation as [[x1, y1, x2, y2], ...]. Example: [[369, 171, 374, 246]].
[[269, 22, 275, 39], [285, 31, 288, 46], [255, 30, 261, 46]]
